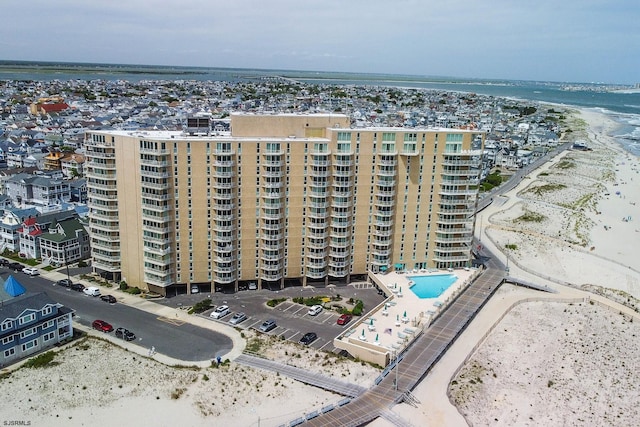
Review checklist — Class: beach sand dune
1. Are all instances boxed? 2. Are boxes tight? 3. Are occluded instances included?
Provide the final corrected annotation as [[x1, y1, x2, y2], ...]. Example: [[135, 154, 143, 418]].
[[450, 298, 640, 426], [0, 332, 379, 427]]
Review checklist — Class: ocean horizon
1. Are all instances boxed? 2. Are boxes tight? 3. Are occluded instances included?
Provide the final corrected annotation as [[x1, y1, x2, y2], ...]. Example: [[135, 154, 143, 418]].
[[1, 60, 639, 156]]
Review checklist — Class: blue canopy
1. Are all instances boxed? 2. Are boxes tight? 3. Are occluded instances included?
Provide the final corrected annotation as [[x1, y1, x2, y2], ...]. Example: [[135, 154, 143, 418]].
[[4, 275, 26, 297]]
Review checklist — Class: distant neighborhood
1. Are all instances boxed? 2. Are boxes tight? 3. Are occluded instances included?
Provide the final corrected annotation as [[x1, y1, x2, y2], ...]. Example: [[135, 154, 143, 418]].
[[0, 77, 566, 271]]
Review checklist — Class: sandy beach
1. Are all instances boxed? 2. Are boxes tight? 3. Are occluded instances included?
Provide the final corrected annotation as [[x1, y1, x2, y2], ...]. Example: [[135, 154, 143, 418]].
[[375, 107, 640, 427], [2, 108, 639, 427]]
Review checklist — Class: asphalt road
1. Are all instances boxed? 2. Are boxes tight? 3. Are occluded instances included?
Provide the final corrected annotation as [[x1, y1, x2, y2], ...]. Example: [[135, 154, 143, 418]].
[[3, 269, 233, 361]]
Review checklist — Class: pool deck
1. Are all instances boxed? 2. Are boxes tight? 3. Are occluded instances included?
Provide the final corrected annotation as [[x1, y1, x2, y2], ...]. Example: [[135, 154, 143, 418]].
[[334, 267, 479, 365]]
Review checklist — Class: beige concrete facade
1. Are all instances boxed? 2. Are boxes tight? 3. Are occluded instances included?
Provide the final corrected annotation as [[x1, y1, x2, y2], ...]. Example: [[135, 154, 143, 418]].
[[85, 114, 483, 295]]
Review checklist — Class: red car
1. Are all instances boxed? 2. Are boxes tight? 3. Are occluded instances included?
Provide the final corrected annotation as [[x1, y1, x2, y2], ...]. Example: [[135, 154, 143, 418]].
[[337, 314, 353, 326], [92, 319, 114, 333]]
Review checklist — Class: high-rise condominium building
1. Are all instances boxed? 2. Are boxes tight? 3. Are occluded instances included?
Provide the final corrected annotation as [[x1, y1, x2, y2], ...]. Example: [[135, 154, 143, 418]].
[[86, 113, 483, 296]]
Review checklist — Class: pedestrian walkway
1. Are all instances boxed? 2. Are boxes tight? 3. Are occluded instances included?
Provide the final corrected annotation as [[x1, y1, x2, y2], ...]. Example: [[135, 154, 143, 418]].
[[236, 353, 367, 398]]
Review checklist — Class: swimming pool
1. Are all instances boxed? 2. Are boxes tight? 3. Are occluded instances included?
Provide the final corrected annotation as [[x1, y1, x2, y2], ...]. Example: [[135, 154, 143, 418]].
[[408, 274, 457, 299]]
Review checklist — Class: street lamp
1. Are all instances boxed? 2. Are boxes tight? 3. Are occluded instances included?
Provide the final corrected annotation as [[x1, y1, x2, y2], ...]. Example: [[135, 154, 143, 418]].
[[63, 247, 71, 283]]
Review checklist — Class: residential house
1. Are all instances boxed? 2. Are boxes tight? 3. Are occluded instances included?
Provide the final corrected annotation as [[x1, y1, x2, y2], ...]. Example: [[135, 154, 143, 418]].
[[0, 276, 74, 366], [60, 153, 85, 178], [38, 218, 90, 266], [5, 173, 72, 207], [69, 179, 87, 203], [0, 208, 39, 252]]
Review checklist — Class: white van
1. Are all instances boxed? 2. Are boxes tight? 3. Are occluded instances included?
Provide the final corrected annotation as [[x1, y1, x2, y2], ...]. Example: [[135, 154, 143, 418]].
[[83, 286, 101, 297]]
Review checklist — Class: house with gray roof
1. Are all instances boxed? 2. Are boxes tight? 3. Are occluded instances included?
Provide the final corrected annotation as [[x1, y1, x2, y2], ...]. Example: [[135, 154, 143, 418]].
[[0, 275, 74, 366]]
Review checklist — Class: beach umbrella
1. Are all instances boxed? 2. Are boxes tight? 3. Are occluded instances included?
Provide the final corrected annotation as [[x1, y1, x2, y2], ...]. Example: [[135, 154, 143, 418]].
[[375, 334, 379, 343], [396, 314, 399, 321], [370, 318, 374, 326], [403, 310, 407, 318], [361, 329, 365, 338]]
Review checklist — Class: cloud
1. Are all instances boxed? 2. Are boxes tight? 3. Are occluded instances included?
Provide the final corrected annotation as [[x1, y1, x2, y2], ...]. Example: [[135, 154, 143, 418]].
[[1, 0, 638, 83]]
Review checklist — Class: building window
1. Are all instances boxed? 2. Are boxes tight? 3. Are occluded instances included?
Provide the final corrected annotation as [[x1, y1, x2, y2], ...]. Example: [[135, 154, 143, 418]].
[[43, 331, 56, 342], [2, 336, 13, 345], [20, 327, 38, 339], [4, 348, 15, 358], [19, 313, 36, 325], [21, 339, 37, 352], [42, 306, 52, 316], [1, 319, 12, 331]]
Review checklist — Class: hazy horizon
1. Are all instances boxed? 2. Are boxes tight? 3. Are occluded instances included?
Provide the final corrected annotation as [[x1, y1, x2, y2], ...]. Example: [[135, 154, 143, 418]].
[[2, 1, 638, 85]]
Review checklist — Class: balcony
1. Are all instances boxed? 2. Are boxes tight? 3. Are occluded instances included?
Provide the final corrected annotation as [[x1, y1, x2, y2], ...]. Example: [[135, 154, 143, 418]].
[[376, 168, 396, 177], [262, 181, 283, 189], [332, 158, 353, 167], [260, 271, 283, 281], [90, 222, 120, 232], [432, 254, 471, 263], [213, 159, 235, 167], [434, 234, 473, 243], [306, 250, 327, 259], [436, 217, 473, 225], [306, 260, 327, 269], [139, 147, 170, 155], [215, 273, 237, 284], [144, 273, 174, 287], [213, 170, 234, 178], [140, 158, 170, 167], [306, 230, 328, 239], [214, 244, 235, 253], [212, 181, 235, 189], [260, 243, 283, 251], [310, 168, 330, 177], [328, 267, 349, 277], [87, 160, 116, 170], [143, 245, 173, 256], [305, 269, 326, 279], [438, 188, 477, 196], [375, 189, 396, 197]]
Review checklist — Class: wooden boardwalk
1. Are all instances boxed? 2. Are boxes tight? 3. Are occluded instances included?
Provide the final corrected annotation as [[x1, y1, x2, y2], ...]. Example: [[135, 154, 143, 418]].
[[236, 354, 367, 398], [303, 263, 506, 427]]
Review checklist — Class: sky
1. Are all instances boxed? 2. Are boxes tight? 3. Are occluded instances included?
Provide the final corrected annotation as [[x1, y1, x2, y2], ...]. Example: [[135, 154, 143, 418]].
[[2, 0, 638, 84]]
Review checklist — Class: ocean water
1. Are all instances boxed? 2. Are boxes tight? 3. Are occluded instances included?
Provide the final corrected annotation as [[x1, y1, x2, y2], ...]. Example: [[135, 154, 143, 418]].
[[1, 60, 638, 156]]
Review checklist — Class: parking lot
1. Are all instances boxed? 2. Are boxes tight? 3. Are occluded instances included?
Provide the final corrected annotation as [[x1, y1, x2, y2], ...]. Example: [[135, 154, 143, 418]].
[[156, 284, 386, 353]]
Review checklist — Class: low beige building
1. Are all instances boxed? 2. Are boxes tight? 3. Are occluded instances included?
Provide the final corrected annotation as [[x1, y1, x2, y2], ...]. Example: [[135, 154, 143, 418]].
[[85, 114, 483, 295]]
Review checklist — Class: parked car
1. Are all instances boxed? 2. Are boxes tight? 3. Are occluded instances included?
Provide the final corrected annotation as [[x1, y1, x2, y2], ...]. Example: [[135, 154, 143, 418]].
[[115, 327, 136, 341], [258, 319, 277, 332], [248, 282, 258, 290], [92, 319, 113, 333], [8, 262, 23, 271], [100, 294, 117, 304], [83, 286, 101, 297], [22, 267, 39, 276], [56, 279, 73, 287], [70, 283, 85, 292], [299, 332, 318, 346], [191, 285, 199, 294], [337, 314, 353, 326], [0, 259, 9, 267], [308, 305, 323, 316], [229, 312, 247, 325], [210, 305, 230, 319]]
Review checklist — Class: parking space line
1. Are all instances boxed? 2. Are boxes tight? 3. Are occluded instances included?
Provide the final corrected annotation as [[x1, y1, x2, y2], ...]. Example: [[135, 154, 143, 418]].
[[318, 341, 333, 351], [279, 303, 296, 312]]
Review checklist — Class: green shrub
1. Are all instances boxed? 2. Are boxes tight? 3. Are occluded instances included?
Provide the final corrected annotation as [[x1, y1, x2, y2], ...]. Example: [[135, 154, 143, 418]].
[[24, 351, 58, 369], [78, 260, 88, 268], [190, 299, 212, 314], [266, 298, 287, 307], [351, 300, 364, 316]]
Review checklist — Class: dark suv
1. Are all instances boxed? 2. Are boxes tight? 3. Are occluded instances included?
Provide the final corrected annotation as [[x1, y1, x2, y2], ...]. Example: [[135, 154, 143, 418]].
[[8, 262, 24, 271], [56, 279, 73, 287], [70, 283, 85, 292]]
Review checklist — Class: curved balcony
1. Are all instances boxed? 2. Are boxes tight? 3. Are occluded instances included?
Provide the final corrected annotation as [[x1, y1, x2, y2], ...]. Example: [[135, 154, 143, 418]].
[[260, 271, 283, 281]]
